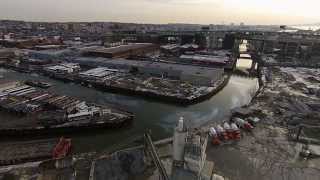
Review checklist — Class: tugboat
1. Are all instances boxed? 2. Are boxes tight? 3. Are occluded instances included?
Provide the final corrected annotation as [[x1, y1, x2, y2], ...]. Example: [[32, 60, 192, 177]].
[[25, 80, 53, 89]]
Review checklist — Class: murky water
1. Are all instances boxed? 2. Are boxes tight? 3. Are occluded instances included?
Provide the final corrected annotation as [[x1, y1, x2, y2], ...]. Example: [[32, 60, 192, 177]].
[[0, 57, 258, 153]]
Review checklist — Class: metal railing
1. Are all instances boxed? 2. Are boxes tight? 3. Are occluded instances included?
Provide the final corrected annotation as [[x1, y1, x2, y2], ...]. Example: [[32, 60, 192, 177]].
[[144, 132, 170, 180]]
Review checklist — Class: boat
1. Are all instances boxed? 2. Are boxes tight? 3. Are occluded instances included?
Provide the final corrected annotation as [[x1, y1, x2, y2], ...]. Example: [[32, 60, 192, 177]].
[[25, 80, 52, 89], [209, 127, 221, 145], [0, 139, 60, 166], [216, 124, 229, 141], [230, 123, 241, 140], [0, 104, 134, 137], [233, 117, 254, 131]]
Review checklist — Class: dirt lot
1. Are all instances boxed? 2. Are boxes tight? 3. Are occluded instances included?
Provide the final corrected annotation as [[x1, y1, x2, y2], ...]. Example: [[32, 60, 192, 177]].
[[205, 67, 320, 180]]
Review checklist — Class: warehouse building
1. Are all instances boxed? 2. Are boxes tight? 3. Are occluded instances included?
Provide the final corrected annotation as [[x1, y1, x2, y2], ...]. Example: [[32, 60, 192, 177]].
[[83, 43, 159, 58], [179, 54, 230, 66], [78, 67, 120, 82], [44, 63, 81, 74], [25, 48, 77, 61], [73, 57, 223, 86], [141, 62, 224, 86]]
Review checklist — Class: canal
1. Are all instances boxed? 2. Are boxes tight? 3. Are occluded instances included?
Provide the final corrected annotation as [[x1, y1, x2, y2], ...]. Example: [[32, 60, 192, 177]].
[[0, 55, 258, 153]]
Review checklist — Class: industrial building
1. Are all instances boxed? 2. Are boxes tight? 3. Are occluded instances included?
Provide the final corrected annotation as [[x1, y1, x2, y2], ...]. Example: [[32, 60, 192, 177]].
[[71, 57, 112, 67], [142, 62, 224, 86], [179, 54, 230, 66], [248, 33, 320, 65], [78, 67, 120, 82], [73, 58, 224, 86], [44, 63, 80, 74], [160, 44, 201, 56], [160, 44, 180, 55], [171, 117, 214, 180], [33, 44, 66, 51], [0, 37, 63, 49], [25, 48, 77, 61], [83, 43, 159, 58], [0, 39, 36, 49]]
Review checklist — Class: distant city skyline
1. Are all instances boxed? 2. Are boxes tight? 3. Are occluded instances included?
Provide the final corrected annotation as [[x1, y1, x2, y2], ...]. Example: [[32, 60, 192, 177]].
[[0, 0, 319, 25]]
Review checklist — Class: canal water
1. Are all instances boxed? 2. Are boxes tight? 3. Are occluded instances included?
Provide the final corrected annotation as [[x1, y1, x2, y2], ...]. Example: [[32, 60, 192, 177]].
[[0, 56, 258, 153]]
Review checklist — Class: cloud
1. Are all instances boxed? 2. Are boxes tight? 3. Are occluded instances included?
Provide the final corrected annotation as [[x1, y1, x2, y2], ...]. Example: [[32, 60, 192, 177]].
[[146, 0, 219, 5], [0, 0, 318, 24]]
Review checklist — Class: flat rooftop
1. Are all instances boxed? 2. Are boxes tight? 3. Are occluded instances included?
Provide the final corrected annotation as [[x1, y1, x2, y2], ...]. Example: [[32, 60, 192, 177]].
[[86, 43, 155, 54], [75, 56, 222, 71], [74, 58, 223, 80], [147, 61, 223, 77], [79, 67, 117, 78], [25, 48, 72, 56], [161, 44, 179, 50], [180, 54, 229, 63]]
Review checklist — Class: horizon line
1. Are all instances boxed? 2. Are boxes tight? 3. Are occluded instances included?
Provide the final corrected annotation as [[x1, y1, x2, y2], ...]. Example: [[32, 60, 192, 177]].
[[1, 18, 316, 27]]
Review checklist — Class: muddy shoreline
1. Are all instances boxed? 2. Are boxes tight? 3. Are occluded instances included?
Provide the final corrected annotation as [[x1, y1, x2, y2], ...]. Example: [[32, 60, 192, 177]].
[[204, 66, 320, 180]]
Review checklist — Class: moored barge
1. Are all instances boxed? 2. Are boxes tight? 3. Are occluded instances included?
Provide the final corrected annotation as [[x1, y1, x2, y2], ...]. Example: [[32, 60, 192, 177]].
[[0, 82, 134, 136], [0, 137, 72, 166], [25, 80, 53, 89], [81, 74, 230, 106], [0, 139, 57, 166]]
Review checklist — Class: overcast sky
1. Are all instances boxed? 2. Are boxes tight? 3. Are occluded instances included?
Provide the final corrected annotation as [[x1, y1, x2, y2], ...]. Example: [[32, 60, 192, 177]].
[[0, 0, 319, 25]]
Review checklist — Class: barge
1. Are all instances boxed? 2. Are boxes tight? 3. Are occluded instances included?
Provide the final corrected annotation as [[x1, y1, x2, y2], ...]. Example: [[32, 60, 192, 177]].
[[0, 137, 72, 166], [25, 80, 52, 89], [37, 73, 230, 106], [0, 115, 133, 136], [50, 66, 229, 105], [85, 74, 230, 105], [0, 82, 134, 136], [0, 139, 58, 166]]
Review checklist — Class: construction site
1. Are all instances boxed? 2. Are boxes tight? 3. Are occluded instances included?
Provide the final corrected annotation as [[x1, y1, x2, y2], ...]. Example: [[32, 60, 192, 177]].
[[200, 65, 320, 180]]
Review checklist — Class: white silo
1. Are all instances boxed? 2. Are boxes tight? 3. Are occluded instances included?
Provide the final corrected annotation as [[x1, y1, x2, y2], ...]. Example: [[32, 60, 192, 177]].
[[173, 117, 187, 162]]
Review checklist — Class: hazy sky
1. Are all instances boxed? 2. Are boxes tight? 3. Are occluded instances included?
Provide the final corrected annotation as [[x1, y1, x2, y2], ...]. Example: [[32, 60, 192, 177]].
[[0, 0, 319, 25]]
